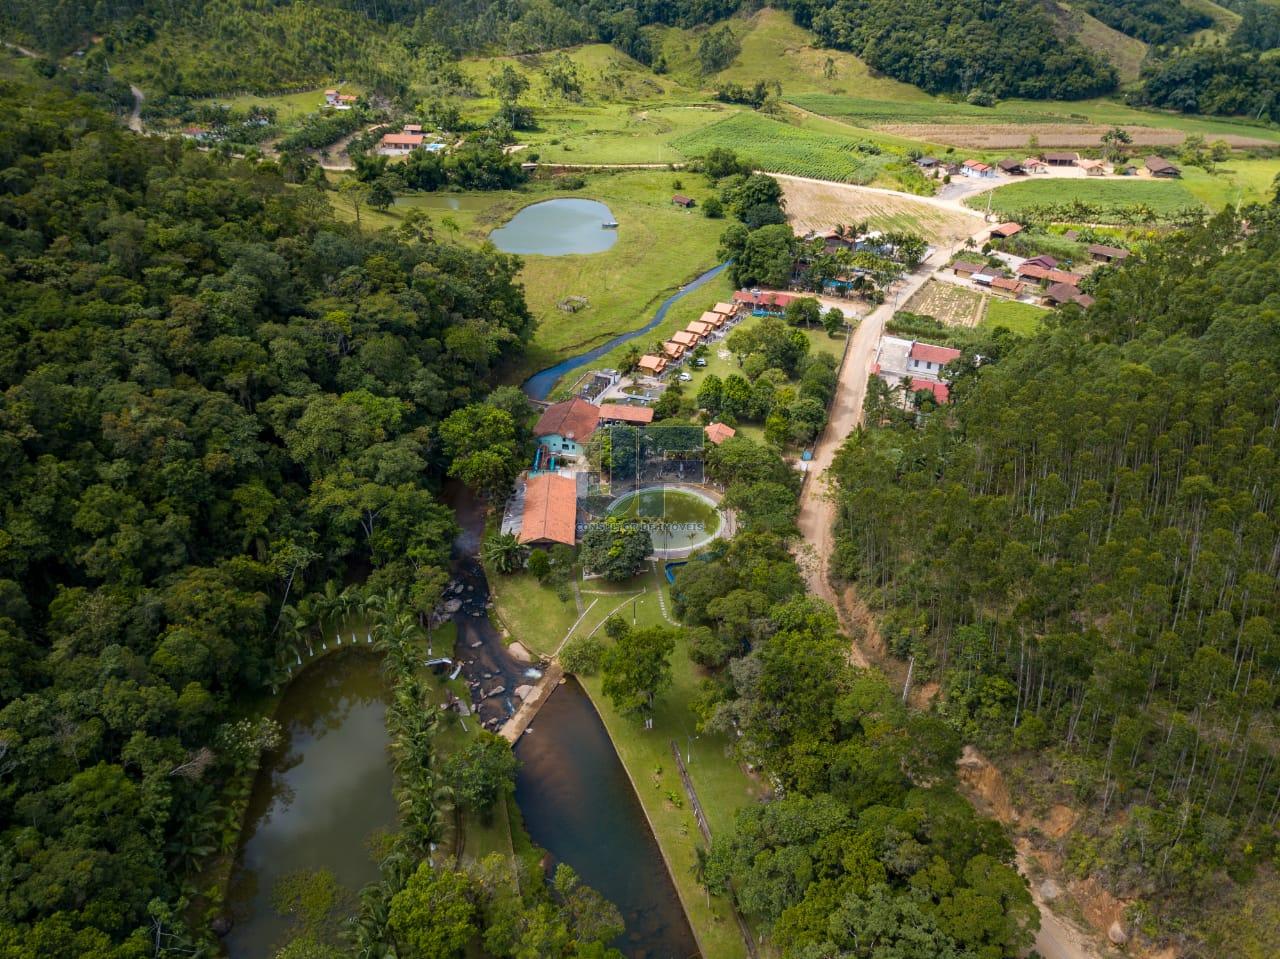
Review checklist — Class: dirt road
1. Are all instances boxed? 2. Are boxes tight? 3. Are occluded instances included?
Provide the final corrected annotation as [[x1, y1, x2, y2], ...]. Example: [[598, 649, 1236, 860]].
[[127, 85, 144, 132]]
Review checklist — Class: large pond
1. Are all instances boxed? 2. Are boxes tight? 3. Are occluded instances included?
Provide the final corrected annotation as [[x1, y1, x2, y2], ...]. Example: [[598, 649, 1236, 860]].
[[608, 487, 723, 553], [516, 679, 700, 959], [489, 198, 618, 256], [224, 652, 396, 958]]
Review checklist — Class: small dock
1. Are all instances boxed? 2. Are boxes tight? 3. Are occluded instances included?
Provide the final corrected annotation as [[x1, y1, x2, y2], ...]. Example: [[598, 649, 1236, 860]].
[[499, 662, 564, 744]]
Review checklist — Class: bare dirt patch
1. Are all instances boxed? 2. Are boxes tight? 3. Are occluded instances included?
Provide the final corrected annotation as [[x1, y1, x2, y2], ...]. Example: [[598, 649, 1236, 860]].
[[901, 279, 987, 326], [872, 122, 1276, 150], [781, 177, 978, 244]]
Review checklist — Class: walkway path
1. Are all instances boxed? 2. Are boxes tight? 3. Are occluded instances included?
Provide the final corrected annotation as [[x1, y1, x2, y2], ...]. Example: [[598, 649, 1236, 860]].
[[498, 662, 564, 744]]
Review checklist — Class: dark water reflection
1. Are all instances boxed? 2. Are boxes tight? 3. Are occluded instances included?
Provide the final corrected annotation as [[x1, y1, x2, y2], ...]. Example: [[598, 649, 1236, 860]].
[[515, 680, 700, 959], [224, 653, 395, 958]]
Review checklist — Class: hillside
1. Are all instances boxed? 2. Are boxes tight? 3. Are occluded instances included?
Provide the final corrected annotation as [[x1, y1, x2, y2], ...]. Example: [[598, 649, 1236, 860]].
[[1051, 2, 1151, 84]]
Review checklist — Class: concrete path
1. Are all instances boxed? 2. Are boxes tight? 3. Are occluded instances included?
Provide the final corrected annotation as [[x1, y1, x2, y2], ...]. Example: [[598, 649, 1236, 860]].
[[498, 662, 564, 744]]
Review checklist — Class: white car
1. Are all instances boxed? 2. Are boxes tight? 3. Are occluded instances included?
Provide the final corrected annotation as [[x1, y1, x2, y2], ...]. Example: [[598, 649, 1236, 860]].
[[678, 372, 692, 382]]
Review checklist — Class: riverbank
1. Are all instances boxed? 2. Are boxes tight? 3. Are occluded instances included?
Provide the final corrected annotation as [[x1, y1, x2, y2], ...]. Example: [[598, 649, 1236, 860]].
[[489, 561, 762, 959]]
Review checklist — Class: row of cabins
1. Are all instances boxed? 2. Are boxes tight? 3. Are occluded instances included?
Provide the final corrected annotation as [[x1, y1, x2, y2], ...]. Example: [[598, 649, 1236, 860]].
[[637, 301, 742, 377], [918, 153, 1181, 178], [517, 401, 735, 547]]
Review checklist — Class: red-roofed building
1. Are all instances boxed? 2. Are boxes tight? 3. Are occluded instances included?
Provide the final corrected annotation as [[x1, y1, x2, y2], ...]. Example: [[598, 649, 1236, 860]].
[[990, 277, 1025, 296], [1042, 282, 1090, 306], [519, 473, 579, 547], [1046, 268, 1084, 285], [989, 222, 1023, 240], [637, 355, 667, 376], [1023, 254, 1058, 269], [962, 159, 995, 178], [598, 404, 654, 425], [733, 290, 800, 314], [671, 330, 700, 348], [687, 320, 715, 338], [1016, 263, 1051, 282], [909, 342, 962, 377], [704, 422, 736, 445], [379, 133, 425, 155], [534, 398, 600, 457], [662, 341, 686, 359], [672, 194, 694, 208], [909, 378, 951, 404]]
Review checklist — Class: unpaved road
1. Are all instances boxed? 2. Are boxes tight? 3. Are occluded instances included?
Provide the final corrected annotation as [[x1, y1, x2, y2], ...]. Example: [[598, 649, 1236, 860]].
[[128, 84, 144, 132]]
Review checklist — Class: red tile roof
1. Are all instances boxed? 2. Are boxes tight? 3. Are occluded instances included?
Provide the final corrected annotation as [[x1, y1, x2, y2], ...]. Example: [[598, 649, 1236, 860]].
[[638, 355, 666, 374], [1017, 263, 1051, 280], [712, 302, 737, 315], [910, 379, 950, 404], [519, 473, 578, 546], [990, 222, 1023, 238], [671, 330, 699, 347], [598, 404, 654, 424], [1044, 282, 1083, 304], [381, 133, 424, 146], [952, 260, 986, 274], [1046, 269, 1084, 285], [687, 321, 715, 336], [700, 310, 726, 326], [991, 277, 1024, 292], [910, 342, 962, 365], [704, 423, 736, 445], [1087, 244, 1129, 260], [534, 398, 600, 441]]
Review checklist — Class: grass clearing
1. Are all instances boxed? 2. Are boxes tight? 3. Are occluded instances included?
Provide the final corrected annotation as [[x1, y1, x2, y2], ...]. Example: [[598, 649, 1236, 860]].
[[982, 298, 1049, 334], [972, 177, 1204, 220]]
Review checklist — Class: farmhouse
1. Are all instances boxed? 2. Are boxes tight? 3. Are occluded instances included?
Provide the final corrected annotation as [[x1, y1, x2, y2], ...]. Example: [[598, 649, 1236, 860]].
[[518, 473, 579, 548], [990, 277, 1026, 297], [1088, 243, 1130, 263], [704, 422, 736, 445], [997, 158, 1025, 175], [1023, 255, 1058, 269], [962, 159, 996, 178], [989, 222, 1024, 241], [909, 341, 962, 379], [637, 355, 667, 376], [672, 194, 695, 208], [379, 133, 425, 156], [534, 398, 600, 458], [951, 260, 986, 278], [598, 404, 654, 425], [1044, 152, 1077, 166], [1079, 158, 1107, 176], [1145, 156, 1181, 178], [1023, 157, 1050, 174], [1016, 263, 1051, 282], [1043, 282, 1089, 306], [1046, 268, 1084, 285]]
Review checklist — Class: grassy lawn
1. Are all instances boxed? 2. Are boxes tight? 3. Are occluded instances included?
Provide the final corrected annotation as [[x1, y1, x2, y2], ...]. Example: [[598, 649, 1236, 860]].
[[971, 177, 1204, 220], [982, 298, 1048, 335], [489, 563, 762, 958], [330, 170, 726, 381], [193, 88, 345, 122]]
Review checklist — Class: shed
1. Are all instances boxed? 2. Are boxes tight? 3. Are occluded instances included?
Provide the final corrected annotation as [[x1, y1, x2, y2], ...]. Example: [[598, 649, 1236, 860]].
[[672, 194, 695, 208]]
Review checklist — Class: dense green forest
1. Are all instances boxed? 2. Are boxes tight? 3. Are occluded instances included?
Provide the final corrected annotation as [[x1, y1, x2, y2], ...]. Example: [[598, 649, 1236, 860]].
[[0, 79, 542, 954], [831, 206, 1280, 949], [1134, 44, 1280, 123], [660, 438, 1039, 959], [1080, 0, 1210, 44], [788, 0, 1117, 99]]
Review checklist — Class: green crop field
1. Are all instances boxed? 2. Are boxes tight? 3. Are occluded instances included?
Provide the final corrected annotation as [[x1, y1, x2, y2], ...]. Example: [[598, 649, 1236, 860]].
[[982, 299, 1048, 335], [673, 112, 906, 184], [972, 178, 1204, 220]]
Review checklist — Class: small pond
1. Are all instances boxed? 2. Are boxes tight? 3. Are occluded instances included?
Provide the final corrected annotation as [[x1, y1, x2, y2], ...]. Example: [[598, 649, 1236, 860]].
[[224, 652, 396, 958], [490, 198, 618, 256], [608, 487, 723, 553]]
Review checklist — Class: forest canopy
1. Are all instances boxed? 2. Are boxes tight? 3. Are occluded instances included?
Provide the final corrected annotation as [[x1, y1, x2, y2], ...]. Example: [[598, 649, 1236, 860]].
[[0, 80, 531, 953]]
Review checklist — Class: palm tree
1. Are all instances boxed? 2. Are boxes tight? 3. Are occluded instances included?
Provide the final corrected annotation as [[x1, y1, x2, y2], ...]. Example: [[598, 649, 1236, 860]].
[[482, 532, 523, 575]]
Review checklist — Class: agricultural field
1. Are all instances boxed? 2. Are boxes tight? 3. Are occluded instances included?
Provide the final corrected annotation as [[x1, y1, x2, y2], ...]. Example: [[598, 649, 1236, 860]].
[[780, 175, 982, 242], [982, 298, 1048, 334], [672, 112, 899, 185], [972, 177, 1204, 221], [901, 280, 988, 327], [790, 93, 1280, 150]]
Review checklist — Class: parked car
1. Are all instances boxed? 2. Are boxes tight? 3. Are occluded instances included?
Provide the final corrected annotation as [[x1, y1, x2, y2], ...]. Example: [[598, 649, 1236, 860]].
[[678, 372, 692, 382]]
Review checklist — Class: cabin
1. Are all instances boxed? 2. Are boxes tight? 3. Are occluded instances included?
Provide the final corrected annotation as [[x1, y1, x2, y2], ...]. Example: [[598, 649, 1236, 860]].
[[1088, 243, 1130, 264], [671, 194, 695, 208], [1079, 159, 1107, 177], [1044, 152, 1077, 167], [379, 133, 425, 156], [662, 341, 686, 360], [518, 473, 579, 548], [951, 260, 986, 278], [402, 124, 423, 134], [687, 320, 715, 338], [534, 398, 600, 459], [1022, 254, 1058, 269], [598, 404, 655, 426], [997, 158, 1024, 175], [908, 341, 962, 379], [989, 222, 1023, 241], [1023, 157, 1050, 174], [1046, 268, 1084, 286], [704, 423, 736, 446], [637, 355, 667, 376], [670, 330, 700, 349], [1145, 156, 1181, 178], [989, 277, 1026, 298], [1016, 263, 1051, 283], [1042, 282, 1087, 306], [697, 310, 726, 330], [915, 156, 941, 170], [962, 159, 996, 178], [712, 302, 738, 318]]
